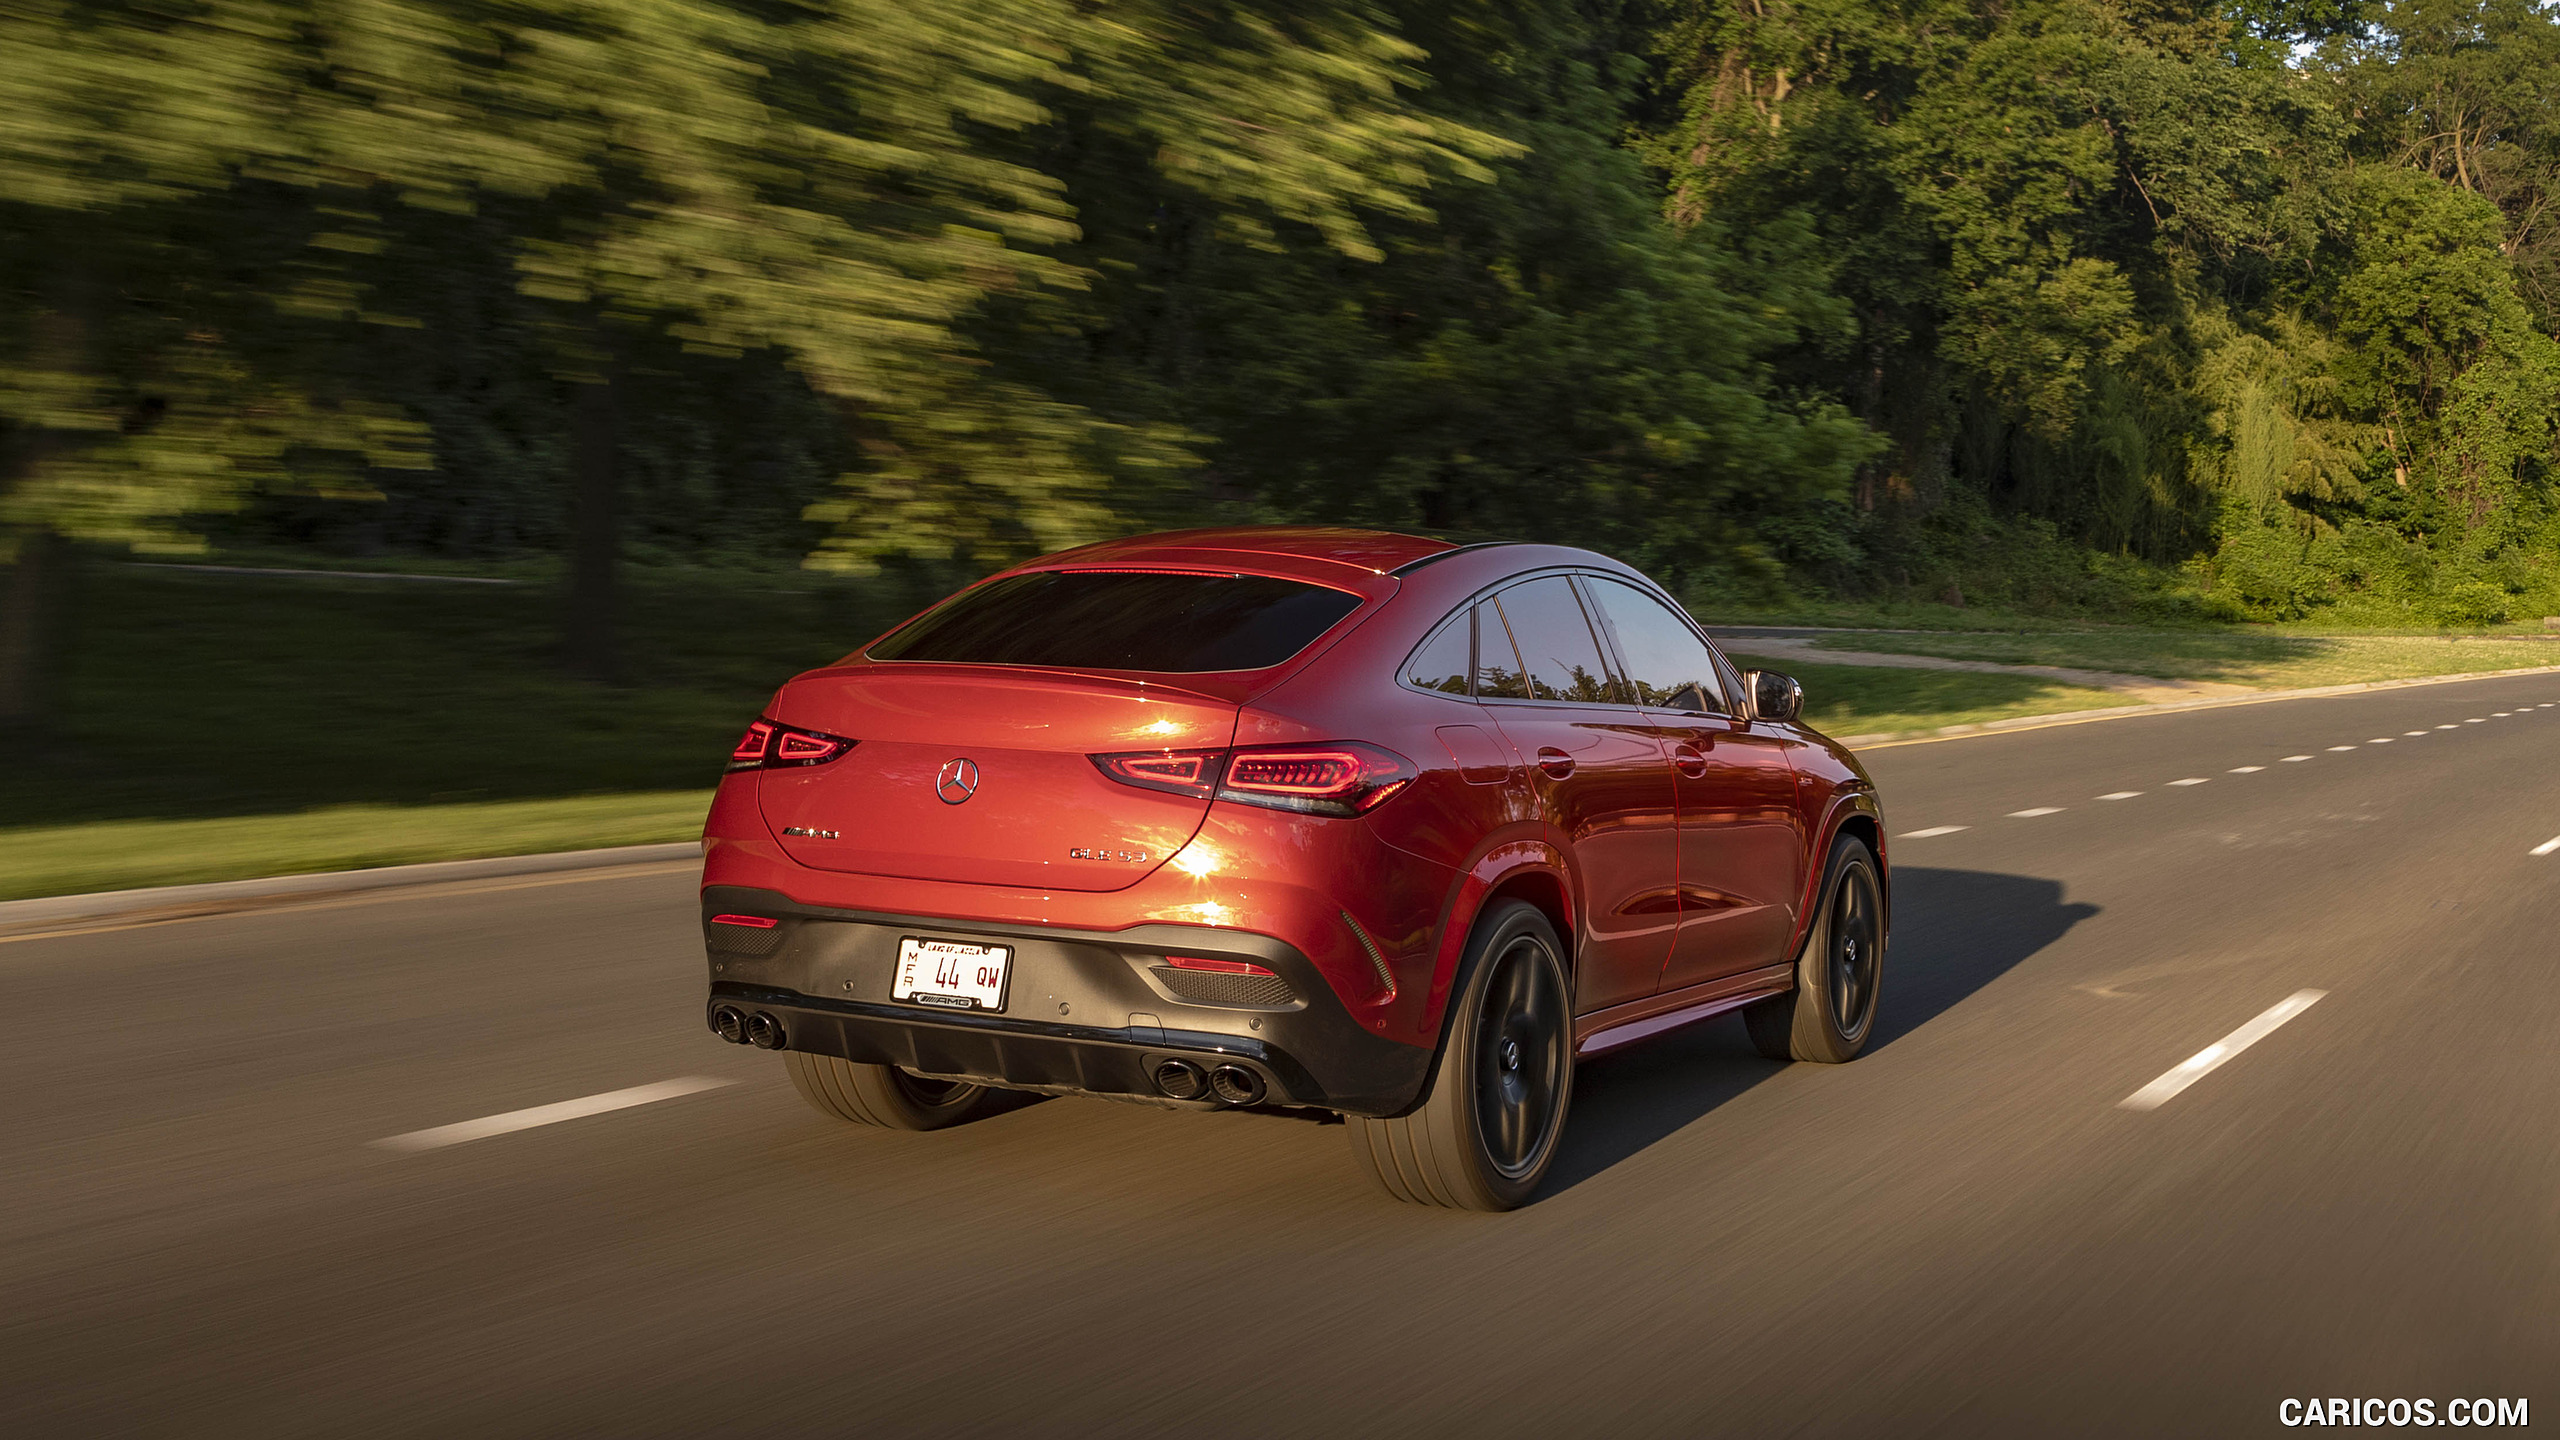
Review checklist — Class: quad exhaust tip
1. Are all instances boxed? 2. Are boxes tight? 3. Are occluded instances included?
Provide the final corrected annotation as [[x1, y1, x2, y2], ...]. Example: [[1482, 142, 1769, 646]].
[[1208, 1064, 1266, 1107], [1152, 1059, 1207, 1101], [710, 1005, 748, 1044], [744, 1011, 787, 1050]]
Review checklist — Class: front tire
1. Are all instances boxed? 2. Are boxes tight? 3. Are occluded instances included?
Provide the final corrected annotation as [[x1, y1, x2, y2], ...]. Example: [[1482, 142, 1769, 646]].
[[1350, 900, 1573, 1211], [1745, 835, 1884, 1063], [785, 1052, 1011, 1131]]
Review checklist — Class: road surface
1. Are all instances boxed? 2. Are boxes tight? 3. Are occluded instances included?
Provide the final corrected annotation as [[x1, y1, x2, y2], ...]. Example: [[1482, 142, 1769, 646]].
[[6, 677, 2556, 1436]]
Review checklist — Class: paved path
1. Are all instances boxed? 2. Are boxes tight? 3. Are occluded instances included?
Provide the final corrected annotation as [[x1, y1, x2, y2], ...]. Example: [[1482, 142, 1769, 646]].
[[7, 675, 2558, 1436]]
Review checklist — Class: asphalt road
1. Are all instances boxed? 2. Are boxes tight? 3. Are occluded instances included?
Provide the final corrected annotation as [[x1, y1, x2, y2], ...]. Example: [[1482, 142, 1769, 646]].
[[7, 677, 2557, 1437]]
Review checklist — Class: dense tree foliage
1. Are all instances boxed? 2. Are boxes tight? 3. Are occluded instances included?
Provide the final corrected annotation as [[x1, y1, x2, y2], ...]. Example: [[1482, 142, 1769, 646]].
[[6, 0, 2560, 718]]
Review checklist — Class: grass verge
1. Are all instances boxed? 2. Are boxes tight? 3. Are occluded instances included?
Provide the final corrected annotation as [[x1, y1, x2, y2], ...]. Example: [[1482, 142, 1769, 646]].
[[1725, 653, 2122, 738], [1803, 630, 2560, 686], [0, 791, 711, 902]]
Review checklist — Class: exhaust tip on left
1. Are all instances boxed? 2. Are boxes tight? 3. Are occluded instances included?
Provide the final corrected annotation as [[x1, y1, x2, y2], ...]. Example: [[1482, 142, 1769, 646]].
[[710, 1005, 748, 1044], [745, 1011, 787, 1050]]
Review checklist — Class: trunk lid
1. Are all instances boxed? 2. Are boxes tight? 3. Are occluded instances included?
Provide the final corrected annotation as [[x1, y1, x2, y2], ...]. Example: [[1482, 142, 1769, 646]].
[[757, 666, 1240, 891]]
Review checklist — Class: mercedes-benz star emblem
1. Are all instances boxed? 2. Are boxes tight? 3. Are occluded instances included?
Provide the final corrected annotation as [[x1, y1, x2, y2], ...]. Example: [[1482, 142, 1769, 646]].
[[935, 757, 980, 805]]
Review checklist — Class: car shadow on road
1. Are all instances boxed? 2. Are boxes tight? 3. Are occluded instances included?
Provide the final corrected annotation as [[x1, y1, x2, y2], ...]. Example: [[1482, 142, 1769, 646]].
[[1539, 866, 2096, 1199]]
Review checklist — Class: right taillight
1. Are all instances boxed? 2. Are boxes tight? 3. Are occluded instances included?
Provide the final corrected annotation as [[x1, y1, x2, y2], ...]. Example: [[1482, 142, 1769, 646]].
[[1090, 748, 1224, 798], [727, 717, 855, 773], [1091, 741, 1416, 817]]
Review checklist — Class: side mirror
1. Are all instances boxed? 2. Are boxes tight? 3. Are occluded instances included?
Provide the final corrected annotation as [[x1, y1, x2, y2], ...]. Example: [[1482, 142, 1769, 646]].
[[1745, 669, 1803, 724]]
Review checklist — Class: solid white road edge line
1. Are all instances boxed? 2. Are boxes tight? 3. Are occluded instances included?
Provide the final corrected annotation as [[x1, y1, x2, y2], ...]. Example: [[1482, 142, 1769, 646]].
[[371, 1077, 738, 1152], [1898, 826, 1968, 838], [2119, 990, 2328, 1113], [2532, 835, 2560, 857]]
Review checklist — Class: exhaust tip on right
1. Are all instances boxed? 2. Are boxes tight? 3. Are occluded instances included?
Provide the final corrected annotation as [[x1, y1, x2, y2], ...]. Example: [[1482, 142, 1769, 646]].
[[744, 1011, 787, 1050], [1208, 1065, 1266, 1106]]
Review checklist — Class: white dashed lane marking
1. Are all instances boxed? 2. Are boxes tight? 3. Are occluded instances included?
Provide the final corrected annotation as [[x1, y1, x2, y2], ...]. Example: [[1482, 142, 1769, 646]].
[[2533, 835, 2560, 857], [2120, 991, 2329, 1113], [370, 1077, 738, 1153], [1890, 690, 2560, 844]]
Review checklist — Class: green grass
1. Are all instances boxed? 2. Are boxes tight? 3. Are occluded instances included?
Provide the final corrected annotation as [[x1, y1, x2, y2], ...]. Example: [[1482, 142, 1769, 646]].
[[0, 792, 711, 902], [1802, 629, 2560, 687], [2, 560, 930, 899], [1725, 653, 2122, 738]]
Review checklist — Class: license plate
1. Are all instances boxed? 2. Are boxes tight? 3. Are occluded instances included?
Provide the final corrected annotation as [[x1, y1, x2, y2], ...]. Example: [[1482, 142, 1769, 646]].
[[892, 937, 1012, 1012]]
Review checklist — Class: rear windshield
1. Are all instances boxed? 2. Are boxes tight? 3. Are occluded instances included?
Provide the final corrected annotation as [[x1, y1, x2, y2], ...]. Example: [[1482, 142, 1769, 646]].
[[867, 571, 1363, 672]]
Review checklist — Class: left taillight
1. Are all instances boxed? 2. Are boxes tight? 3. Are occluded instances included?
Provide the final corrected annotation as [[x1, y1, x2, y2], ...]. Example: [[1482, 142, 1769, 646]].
[[727, 717, 855, 773]]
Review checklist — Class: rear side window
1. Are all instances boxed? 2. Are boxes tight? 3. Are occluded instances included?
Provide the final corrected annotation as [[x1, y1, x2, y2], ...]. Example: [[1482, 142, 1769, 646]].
[[1583, 576, 1729, 712], [869, 571, 1361, 672], [1403, 612, 1472, 695], [1489, 577, 1619, 703]]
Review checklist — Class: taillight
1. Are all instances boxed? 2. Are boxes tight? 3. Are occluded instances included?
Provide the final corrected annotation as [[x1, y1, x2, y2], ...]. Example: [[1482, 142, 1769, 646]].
[[1220, 742, 1415, 817], [1091, 748, 1224, 798], [727, 717, 855, 772], [728, 721, 775, 770], [1091, 741, 1416, 816]]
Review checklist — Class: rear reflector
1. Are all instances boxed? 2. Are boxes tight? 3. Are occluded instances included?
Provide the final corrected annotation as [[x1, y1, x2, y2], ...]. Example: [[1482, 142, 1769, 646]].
[[710, 914, 779, 929], [1164, 954, 1276, 977]]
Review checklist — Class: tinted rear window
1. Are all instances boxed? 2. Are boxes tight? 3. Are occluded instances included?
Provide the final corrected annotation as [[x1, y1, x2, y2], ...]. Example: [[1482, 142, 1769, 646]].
[[868, 571, 1363, 672]]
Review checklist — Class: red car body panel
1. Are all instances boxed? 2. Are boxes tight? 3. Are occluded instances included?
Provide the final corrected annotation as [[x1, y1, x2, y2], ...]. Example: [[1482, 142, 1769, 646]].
[[700, 528, 1886, 1115]]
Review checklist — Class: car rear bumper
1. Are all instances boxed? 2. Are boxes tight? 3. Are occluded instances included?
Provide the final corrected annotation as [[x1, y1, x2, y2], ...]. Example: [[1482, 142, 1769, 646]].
[[701, 886, 1433, 1117]]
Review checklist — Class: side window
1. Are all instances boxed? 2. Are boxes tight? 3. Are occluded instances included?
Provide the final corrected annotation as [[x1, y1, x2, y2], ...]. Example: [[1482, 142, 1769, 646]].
[[1583, 576, 1728, 712], [1474, 601, 1531, 699], [1402, 610, 1473, 695], [1489, 577, 1619, 704]]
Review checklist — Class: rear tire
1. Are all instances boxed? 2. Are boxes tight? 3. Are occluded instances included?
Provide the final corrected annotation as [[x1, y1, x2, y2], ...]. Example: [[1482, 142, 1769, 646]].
[[1350, 900, 1573, 1211], [785, 1052, 1011, 1131], [1744, 835, 1884, 1064]]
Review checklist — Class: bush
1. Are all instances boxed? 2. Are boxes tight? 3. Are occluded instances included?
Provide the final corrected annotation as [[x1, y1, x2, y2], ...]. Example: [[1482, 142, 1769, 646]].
[[2434, 579, 2512, 627]]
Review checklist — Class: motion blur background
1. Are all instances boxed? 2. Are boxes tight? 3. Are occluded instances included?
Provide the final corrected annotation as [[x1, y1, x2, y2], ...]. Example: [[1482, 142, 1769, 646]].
[[5, 0, 2559, 898]]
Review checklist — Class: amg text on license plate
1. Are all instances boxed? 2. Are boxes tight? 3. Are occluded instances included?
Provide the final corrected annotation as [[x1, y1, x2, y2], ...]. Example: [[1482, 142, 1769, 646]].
[[893, 938, 1011, 1012]]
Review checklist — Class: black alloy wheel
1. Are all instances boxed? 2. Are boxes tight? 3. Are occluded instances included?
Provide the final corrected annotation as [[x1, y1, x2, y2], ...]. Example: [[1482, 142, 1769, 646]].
[[1825, 858, 1881, 1046], [1743, 835, 1886, 1064], [1349, 899, 1575, 1210], [1475, 932, 1570, 1180]]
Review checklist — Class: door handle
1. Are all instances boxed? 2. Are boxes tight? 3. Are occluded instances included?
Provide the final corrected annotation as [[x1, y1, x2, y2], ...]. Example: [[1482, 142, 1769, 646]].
[[1672, 743, 1708, 778], [1534, 747, 1574, 779]]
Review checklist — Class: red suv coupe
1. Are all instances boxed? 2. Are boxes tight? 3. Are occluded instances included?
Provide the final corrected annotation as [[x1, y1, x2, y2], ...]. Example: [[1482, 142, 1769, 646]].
[[701, 527, 1887, 1209]]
